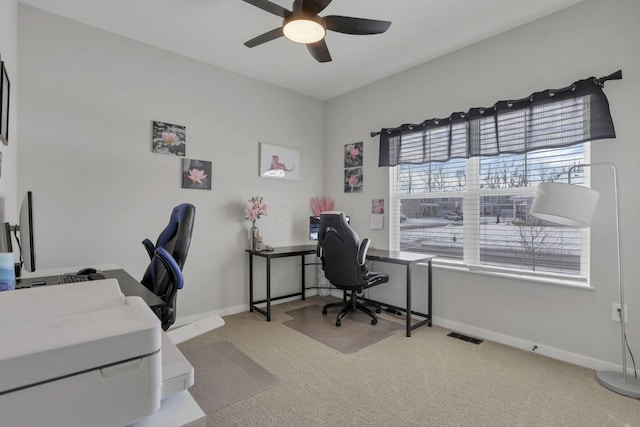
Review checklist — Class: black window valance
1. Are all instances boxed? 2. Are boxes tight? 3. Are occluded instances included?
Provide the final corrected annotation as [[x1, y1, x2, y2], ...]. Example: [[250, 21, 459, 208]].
[[376, 71, 621, 167]]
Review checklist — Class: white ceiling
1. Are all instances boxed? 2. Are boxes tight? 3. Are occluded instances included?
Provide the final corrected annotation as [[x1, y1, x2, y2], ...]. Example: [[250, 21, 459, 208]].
[[19, 0, 584, 100]]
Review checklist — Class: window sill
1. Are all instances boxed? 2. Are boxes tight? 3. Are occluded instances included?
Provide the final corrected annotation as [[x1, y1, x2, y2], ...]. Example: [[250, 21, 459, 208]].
[[431, 260, 594, 290]]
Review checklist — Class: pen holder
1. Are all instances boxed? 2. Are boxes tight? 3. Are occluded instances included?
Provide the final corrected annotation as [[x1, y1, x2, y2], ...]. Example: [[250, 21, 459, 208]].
[[0, 252, 16, 291]]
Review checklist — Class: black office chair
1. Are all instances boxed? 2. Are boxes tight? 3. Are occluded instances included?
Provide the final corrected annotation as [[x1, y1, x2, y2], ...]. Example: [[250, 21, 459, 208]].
[[317, 212, 389, 326], [141, 203, 195, 330]]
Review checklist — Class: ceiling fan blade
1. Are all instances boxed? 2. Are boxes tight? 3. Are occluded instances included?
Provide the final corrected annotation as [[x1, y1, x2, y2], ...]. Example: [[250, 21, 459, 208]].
[[241, 0, 291, 18], [300, 0, 333, 15], [307, 39, 332, 63], [244, 28, 284, 48], [324, 16, 391, 35]]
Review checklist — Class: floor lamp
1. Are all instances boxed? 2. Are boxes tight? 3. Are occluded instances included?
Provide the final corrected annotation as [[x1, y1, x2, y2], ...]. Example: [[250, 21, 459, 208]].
[[530, 162, 640, 398]]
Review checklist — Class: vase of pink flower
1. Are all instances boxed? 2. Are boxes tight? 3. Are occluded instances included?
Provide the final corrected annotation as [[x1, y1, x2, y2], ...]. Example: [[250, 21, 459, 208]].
[[245, 196, 268, 251]]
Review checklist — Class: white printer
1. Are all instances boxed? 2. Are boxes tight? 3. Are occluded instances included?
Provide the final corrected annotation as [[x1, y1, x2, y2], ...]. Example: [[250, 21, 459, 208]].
[[0, 279, 194, 427]]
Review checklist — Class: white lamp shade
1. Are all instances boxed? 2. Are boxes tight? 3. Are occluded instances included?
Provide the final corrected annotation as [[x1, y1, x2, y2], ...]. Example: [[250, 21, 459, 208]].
[[530, 182, 600, 228]]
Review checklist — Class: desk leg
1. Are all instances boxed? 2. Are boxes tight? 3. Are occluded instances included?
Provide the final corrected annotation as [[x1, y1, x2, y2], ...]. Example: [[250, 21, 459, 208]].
[[406, 264, 412, 337], [301, 254, 306, 301], [266, 258, 271, 321], [249, 253, 254, 313], [428, 259, 432, 327]]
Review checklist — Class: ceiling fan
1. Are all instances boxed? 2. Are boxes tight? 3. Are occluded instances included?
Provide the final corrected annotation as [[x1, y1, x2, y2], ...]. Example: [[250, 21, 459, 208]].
[[241, 0, 392, 63]]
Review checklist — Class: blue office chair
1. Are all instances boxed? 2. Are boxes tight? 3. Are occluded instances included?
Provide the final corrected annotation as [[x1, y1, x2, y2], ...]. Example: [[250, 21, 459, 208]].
[[141, 203, 195, 330], [317, 212, 389, 326]]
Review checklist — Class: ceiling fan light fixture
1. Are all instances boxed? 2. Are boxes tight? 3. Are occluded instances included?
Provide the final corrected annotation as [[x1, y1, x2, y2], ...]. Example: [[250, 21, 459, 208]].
[[283, 15, 326, 44]]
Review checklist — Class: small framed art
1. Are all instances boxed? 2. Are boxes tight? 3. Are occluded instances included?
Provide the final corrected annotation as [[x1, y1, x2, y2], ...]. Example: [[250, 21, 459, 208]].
[[259, 142, 300, 180], [182, 159, 212, 190], [152, 120, 185, 156], [0, 61, 10, 145], [344, 142, 363, 168], [344, 167, 363, 193]]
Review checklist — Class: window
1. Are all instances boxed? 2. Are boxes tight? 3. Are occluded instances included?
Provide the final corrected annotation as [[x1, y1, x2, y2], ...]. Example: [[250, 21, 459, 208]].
[[381, 75, 618, 282], [391, 143, 590, 279]]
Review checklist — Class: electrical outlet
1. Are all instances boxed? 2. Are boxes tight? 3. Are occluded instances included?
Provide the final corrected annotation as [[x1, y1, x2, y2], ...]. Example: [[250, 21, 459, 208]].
[[612, 303, 628, 323]]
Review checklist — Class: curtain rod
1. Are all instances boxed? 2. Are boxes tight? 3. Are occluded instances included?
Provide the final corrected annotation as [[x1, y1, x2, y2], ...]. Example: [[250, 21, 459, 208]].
[[369, 69, 623, 138]]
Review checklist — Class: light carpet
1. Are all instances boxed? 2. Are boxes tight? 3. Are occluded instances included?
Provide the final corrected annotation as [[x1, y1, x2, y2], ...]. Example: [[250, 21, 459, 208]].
[[283, 304, 404, 354], [178, 340, 279, 414], [181, 297, 640, 426]]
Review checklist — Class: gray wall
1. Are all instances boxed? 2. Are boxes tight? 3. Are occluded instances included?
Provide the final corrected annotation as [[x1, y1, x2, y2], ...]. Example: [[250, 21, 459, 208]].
[[325, 0, 640, 371], [15, 0, 640, 372], [0, 0, 18, 225], [18, 5, 325, 319]]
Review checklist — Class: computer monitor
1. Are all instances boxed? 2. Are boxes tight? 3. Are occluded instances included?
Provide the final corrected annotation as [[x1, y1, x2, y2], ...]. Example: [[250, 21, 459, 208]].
[[309, 214, 350, 241], [309, 216, 320, 241], [19, 192, 36, 273], [0, 222, 12, 254], [3, 192, 36, 274]]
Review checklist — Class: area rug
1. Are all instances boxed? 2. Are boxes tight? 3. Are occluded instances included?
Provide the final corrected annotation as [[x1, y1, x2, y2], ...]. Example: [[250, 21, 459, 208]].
[[179, 340, 279, 414], [283, 304, 404, 354]]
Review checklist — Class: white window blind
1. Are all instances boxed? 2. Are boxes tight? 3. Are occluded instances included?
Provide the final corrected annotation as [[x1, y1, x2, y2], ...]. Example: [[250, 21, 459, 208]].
[[391, 145, 590, 279], [383, 74, 620, 281]]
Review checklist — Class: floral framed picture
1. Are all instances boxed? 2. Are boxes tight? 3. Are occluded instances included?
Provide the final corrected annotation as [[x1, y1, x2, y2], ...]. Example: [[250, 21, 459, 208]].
[[344, 167, 363, 193], [182, 158, 211, 190], [344, 142, 363, 168], [259, 142, 300, 180], [152, 120, 186, 156], [0, 61, 10, 146]]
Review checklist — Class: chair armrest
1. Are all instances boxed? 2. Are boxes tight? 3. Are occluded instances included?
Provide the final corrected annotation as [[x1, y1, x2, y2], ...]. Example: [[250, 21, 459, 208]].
[[142, 239, 156, 260], [358, 238, 370, 266], [155, 247, 184, 290]]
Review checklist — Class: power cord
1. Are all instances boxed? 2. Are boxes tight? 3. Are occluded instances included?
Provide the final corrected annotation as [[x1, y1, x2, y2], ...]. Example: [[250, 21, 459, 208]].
[[618, 308, 638, 378], [12, 227, 23, 271]]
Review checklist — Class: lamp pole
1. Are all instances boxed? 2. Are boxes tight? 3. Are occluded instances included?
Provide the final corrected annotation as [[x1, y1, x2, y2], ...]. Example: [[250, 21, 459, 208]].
[[572, 163, 638, 397]]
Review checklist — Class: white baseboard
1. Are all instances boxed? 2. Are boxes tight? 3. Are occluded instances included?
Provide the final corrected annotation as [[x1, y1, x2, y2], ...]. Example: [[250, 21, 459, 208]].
[[175, 294, 626, 375], [433, 316, 622, 373], [173, 289, 322, 328]]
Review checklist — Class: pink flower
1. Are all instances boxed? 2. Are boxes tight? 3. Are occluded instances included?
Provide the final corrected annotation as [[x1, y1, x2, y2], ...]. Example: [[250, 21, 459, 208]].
[[245, 196, 268, 224], [349, 147, 360, 160], [162, 132, 178, 144], [187, 168, 207, 184]]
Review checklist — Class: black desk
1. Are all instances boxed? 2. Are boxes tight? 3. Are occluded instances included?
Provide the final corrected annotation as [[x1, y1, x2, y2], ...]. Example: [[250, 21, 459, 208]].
[[247, 245, 434, 337], [246, 245, 316, 321], [16, 268, 165, 312], [359, 249, 434, 337]]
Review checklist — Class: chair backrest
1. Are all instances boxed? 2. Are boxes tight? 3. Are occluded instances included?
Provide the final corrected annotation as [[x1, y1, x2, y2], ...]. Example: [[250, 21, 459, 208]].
[[317, 212, 366, 288], [143, 203, 196, 268], [141, 203, 195, 329]]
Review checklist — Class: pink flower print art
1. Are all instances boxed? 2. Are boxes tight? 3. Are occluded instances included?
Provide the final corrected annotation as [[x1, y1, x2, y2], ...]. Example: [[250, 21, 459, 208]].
[[188, 168, 207, 184], [344, 168, 363, 193], [162, 132, 177, 145], [344, 142, 363, 168], [152, 120, 186, 156], [182, 159, 212, 190]]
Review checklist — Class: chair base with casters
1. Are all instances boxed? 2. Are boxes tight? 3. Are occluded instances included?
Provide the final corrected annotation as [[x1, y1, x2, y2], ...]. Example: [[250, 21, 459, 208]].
[[322, 271, 388, 326], [323, 290, 383, 326]]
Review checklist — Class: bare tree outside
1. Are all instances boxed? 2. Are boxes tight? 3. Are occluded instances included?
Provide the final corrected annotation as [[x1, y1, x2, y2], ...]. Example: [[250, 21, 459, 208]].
[[456, 169, 466, 190], [516, 221, 551, 271]]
